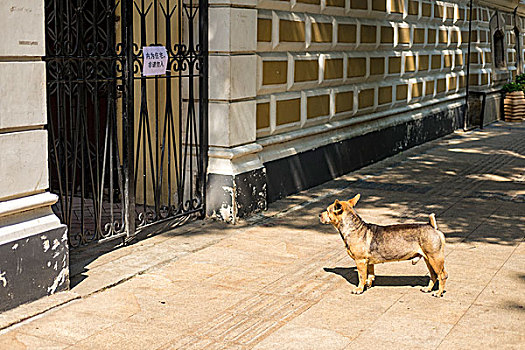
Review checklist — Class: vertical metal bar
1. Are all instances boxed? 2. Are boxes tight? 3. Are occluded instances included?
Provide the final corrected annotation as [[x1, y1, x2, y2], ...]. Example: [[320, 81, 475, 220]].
[[199, 0, 209, 216], [122, 0, 136, 238], [464, 0, 473, 131]]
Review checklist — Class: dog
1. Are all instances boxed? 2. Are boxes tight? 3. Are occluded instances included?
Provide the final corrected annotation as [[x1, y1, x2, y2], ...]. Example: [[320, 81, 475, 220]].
[[320, 194, 448, 297]]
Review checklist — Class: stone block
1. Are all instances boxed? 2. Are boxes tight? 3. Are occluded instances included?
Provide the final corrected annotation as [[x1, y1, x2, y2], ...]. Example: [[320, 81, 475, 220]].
[[396, 84, 408, 100], [257, 19, 272, 43], [405, 56, 416, 72], [439, 29, 448, 44], [339, 24, 357, 43], [372, 0, 387, 12], [348, 57, 366, 77], [230, 55, 257, 99], [294, 60, 319, 82], [326, 0, 345, 7], [419, 55, 429, 71], [414, 28, 425, 44], [398, 27, 411, 44], [209, 7, 256, 52], [231, 8, 257, 52], [378, 86, 392, 104], [350, 0, 367, 10], [426, 81, 435, 95], [262, 60, 288, 86], [276, 98, 301, 126], [431, 55, 441, 70], [280, 20, 305, 43], [381, 26, 394, 44], [422, 3, 431, 17], [412, 82, 423, 98], [256, 102, 270, 129], [428, 29, 436, 44], [312, 22, 332, 43], [360, 25, 377, 44], [437, 78, 446, 93], [0, 0, 44, 56], [0, 130, 48, 201], [209, 101, 256, 147], [388, 57, 401, 74], [209, 7, 230, 52], [0, 62, 46, 130], [390, 0, 404, 14], [358, 88, 375, 108], [209, 55, 231, 100], [370, 57, 385, 75], [335, 91, 353, 113], [408, 0, 418, 15], [324, 58, 343, 80], [307, 95, 330, 119], [444, 54, 453, 68]]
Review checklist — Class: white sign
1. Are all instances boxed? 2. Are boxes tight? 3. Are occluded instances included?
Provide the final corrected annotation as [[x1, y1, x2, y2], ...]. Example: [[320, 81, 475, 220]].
[[142, 46, 168, 76]]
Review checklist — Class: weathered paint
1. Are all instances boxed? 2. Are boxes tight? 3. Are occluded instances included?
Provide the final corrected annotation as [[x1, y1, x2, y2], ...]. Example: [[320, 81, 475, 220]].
[[0, 225, 68, 312], [207, 168, 267, 222]]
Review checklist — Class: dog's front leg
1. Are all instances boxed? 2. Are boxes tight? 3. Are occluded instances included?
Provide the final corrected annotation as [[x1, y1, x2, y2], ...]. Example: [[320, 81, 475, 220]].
[[352, 260, 368, 294], [365, 264, 375, 288]]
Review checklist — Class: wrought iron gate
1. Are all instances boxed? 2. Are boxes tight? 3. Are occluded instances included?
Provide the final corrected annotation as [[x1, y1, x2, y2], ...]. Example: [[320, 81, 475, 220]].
[[45, 0, 208, 248]]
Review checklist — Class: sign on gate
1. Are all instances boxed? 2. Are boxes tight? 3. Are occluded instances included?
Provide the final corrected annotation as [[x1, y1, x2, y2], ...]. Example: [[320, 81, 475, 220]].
[[142, 46, 168, 76]]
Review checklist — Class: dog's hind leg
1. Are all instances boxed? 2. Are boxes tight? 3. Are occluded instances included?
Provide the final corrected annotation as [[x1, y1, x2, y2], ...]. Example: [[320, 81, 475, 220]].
[[421, 257, 437, 293], [428, 256, 448, 297], [366, 264, 375, 288]]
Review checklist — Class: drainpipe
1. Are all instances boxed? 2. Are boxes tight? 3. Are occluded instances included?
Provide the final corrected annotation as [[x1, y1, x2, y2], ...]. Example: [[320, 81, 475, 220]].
[[464, 0, 473, 131], [514, 6, 522, 75]]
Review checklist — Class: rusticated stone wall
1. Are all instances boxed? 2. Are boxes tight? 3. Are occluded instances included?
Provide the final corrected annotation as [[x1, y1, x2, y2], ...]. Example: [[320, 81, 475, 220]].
[[255, 0, 520, 137]]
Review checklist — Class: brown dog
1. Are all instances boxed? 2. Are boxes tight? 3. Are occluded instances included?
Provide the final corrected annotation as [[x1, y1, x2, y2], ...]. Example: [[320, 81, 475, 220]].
[[320, 194, 448, 297]]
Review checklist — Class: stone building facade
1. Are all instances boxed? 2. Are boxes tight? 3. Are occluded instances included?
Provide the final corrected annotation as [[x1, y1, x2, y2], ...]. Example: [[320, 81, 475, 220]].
[[207, 0, 525, 221], [0, 0, 523, 310]]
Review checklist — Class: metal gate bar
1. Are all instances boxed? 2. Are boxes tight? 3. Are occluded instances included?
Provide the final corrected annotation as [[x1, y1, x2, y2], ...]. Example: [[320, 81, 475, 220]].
[[45, 0, 208, 248]]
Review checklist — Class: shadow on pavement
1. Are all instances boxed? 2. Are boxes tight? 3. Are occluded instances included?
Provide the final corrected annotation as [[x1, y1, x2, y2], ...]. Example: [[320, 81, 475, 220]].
[[324, 267, 430, 287]]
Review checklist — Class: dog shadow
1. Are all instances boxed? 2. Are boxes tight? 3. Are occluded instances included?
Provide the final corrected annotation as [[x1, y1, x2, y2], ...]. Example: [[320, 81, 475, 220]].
[[324, 267, 429, 287]]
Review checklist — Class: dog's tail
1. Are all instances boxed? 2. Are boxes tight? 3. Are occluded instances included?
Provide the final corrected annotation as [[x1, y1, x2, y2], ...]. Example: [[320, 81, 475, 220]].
[[429, 213, 438, 230]]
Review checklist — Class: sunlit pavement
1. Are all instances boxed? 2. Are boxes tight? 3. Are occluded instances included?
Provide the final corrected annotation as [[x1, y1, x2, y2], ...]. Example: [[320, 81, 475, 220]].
[[1, 121, 524, 349]]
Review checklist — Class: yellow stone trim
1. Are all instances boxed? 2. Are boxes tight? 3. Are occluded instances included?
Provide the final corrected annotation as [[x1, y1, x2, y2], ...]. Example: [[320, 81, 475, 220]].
[[378, 86, 392, 105], [280, 20, 305, 42], [257, 19, 272, 43], [348, 57, 366, 77], [335, 91, 354, 113], [312, 23, 333, 43], [295, 60, 319, 82], [276, 99, 301, 126], [256, 103, 270, 129], [307, 95, 330, 119], [358, 88, 374, 108], [262, 61, 288, 85]]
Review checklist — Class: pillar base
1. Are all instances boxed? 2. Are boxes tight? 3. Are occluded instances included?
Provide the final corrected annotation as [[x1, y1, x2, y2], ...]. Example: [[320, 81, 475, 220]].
[[0, 193, 68, 312]]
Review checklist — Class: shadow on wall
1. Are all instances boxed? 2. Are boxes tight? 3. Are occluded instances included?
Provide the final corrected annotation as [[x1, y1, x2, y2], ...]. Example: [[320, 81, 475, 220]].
[[263, 125, 525, 247]]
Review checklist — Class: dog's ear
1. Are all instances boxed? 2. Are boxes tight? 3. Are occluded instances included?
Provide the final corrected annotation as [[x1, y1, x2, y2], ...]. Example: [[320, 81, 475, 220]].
[[348, 194, 360, 207], [333, 200, 343, 215]]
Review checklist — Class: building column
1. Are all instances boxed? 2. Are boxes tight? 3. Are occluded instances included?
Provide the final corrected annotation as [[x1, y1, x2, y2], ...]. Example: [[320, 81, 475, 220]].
[[0, 1, 68, 312], [206, 0, 266, 222]]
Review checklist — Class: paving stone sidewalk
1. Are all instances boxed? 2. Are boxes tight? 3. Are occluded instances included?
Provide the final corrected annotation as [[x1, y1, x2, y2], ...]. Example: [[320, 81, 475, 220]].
[[1, 121, 524, 349]]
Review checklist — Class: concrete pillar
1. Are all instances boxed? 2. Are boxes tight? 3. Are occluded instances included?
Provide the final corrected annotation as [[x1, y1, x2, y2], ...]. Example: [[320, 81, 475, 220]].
[[0, 0, 68, 312], [206, 0, 267, 222]]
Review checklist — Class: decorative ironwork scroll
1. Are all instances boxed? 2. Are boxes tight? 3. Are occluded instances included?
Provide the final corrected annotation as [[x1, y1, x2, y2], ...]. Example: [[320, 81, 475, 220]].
[[45, 0, 208, 248]]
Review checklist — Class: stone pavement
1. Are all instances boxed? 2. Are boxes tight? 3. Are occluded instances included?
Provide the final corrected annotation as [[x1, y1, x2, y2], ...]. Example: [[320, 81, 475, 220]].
[[0, 121, 524, 349]]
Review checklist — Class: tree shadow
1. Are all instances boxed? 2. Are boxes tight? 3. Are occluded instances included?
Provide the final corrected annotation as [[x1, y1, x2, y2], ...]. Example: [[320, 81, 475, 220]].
[[324, 267, 430, 288]]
